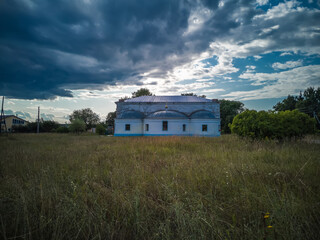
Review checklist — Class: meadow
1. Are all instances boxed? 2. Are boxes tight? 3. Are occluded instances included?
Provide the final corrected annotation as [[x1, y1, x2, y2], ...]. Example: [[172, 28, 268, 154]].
[[0, 134, 319, 239]]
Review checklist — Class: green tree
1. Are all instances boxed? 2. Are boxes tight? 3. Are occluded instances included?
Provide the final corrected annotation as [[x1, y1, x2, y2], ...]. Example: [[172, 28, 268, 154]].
[[42, 120, 60, 132], [69, 108, 100, 130], [273, 95, 297, 111], [56, 126, 69, 133], [96, 124, 106, 135], [220, 99, 244, 134], [132, 88, 153, 98], [181, 93, 206, 98], [69, 119, 86, 134], [296, 87, 320, 117], [230, 110, 315, 140], [118, 96, 130, 102], [106, 111, 116, 127]]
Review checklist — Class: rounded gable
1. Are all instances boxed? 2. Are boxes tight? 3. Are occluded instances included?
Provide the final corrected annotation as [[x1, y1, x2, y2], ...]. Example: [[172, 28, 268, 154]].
[[117, 110, 144, 119], [146, 110, 187, 119], [190, 110, 215, 119]]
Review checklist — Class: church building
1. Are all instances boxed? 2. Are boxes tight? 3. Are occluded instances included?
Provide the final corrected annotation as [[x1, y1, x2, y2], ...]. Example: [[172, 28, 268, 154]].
[[114, 96, 220, 137]]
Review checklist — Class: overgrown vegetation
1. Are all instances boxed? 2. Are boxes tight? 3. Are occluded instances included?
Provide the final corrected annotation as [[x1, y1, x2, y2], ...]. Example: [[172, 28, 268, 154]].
[[12, 120, 60, 133], [1, 134, 319, 239], [219, 99, 244, 134], [96, 124, 106, 135], [273, 87, 320, 129], [230, 109, 315, 140], [69, 119, 86, 133], [69, 108, 100, 130]]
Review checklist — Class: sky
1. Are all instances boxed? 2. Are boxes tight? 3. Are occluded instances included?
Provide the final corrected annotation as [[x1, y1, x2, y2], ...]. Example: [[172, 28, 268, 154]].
[[1, 0, 320, 123]]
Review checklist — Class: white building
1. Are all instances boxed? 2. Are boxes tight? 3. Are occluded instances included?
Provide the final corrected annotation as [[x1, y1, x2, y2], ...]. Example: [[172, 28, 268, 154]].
[[114, 96, 221, 137]]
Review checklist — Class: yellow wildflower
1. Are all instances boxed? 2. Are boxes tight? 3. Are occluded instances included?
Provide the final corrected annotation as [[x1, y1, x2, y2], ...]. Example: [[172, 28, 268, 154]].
[[267, 225, 273, 229]]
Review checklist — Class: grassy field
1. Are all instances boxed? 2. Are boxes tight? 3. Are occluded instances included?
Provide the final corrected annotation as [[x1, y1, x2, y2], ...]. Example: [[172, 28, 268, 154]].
[[0, 134, 319, 239]]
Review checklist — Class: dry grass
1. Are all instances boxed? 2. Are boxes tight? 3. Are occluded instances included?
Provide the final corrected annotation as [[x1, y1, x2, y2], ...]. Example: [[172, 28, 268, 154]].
[[0, 134, 319, 239]]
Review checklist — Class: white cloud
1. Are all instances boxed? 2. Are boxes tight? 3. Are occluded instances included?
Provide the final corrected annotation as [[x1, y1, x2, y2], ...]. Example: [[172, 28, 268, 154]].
[[272, 60, 303, 70], [256, 0, 269, 6], [223, 65, 320, 100], [280, 51, 293, 56]]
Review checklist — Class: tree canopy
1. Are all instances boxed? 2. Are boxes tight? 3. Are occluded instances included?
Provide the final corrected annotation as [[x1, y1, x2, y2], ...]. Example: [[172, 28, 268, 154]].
[[69, 108, 100, 130], [219, 99, 244, 133], [273, 95, 297, 112], [273, 87, 320, 128], [106, 111, 116, 127], [132, 88, 153, 98], [273, 87, 320, 116], [230, 109, 315, 140], [181, 93, 206, 98], [69, 119, 86, 134]]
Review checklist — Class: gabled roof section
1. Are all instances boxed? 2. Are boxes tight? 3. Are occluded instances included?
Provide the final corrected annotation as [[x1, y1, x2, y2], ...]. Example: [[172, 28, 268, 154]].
[[147, 110, 188, 119], [117, 110, 144, 119], [124, 96, 213, 103], [190, 110, 215, 119], [0, 115, 29, 122]]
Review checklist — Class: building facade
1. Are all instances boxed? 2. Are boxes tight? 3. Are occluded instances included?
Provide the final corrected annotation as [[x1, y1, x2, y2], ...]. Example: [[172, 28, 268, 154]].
[[0, 115, 29, 132], [114, 96, 220, 137]]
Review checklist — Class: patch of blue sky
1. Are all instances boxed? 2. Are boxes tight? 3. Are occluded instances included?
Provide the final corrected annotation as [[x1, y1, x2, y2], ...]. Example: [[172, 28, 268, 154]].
[[200, 56, 218, 68], [232, 51, 315, 75], [256, 0, 319, 12], [242, 98, 285, 111], [256, 0, 286, 11]]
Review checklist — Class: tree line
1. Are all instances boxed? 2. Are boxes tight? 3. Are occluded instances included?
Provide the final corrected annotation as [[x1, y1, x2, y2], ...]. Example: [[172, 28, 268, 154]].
[[12, 86, 319, 138]]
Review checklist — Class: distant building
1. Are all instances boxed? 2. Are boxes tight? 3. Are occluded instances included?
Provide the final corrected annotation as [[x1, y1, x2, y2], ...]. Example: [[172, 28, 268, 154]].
[[114, 96, 221, 137], [0, 115, 29, 132]]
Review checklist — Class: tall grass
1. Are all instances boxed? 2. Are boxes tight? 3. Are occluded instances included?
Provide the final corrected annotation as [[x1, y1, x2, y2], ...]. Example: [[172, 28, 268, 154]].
[[0, 134, 319, 239]]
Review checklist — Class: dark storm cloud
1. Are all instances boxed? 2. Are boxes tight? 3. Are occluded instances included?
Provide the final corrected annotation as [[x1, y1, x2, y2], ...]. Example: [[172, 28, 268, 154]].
[[0, 0, 319, 99]]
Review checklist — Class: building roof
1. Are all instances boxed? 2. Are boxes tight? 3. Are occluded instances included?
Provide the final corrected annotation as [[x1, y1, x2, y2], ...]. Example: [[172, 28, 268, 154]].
[[146, 110, 188, 119], [124, 96, 213, 103], [0, 115, 29, 122], [190, 110, 215, 119], [117, 110, 144, 119]]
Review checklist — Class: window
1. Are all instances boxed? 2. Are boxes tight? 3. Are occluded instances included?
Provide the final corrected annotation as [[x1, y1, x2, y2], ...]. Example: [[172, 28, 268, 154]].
[[162, 121, 168, 131], [145, 124, 149, 131], [183, 124, 186, 132], [202, 124, 208, 132], [125, 124, 131, 131]]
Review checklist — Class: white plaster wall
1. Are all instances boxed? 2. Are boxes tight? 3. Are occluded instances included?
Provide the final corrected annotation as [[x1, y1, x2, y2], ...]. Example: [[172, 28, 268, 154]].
[[190, 119, 220, 136], [143, 119, 190, 136], [114, 119, 143, 136]]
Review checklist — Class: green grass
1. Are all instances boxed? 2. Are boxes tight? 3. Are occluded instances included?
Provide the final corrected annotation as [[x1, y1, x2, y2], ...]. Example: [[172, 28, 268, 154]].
[[0, 134, 319, 239]]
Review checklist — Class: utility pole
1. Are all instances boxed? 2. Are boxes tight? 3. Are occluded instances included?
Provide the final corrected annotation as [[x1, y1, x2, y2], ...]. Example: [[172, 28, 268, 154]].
[[37, 106, 40, 133], [0, 96, 8, 134]]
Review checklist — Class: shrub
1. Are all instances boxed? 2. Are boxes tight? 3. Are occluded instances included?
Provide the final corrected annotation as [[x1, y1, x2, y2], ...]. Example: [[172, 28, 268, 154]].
[[69, 119, 86, 134], [230, 109, 315, 140], [42, 120, 60, 132], [96, 124, 106, 135], [56, 126, 69, 133]]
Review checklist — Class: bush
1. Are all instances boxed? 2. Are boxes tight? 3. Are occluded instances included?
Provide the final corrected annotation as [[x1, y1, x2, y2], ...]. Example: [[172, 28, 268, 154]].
[[69, 119, 86, 134], [96, 124, 106, 135], [42, 121, 60, 132], [56, 126, 69, 133], [230, 110, 315, 140]]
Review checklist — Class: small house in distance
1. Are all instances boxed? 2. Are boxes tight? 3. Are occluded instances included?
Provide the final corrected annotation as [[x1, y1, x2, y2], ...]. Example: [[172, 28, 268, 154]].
[[114, 96, 220, 137], [0, 115, 29, 132]]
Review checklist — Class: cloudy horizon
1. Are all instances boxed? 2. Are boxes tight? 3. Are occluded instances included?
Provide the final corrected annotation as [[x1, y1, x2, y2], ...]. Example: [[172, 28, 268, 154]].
[[1, 0, 320, 122]]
